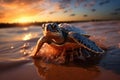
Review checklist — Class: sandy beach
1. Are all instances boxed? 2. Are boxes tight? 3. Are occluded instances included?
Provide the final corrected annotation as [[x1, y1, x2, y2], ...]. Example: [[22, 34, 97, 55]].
[[0, 21, 120, 80]]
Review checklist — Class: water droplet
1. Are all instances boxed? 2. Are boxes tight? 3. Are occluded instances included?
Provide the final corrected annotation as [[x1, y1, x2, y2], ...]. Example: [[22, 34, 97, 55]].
[[10, 46, 14, 49]]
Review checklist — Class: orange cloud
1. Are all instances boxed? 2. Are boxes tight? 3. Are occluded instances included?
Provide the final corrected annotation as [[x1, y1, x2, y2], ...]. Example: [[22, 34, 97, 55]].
[[0, 0, 46, 23], [0, 0, 116, 23], [1, 0, 74, 23]]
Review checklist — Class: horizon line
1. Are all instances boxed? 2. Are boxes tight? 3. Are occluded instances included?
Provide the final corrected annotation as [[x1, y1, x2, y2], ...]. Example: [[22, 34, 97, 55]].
[[0, 18, 120, 24]]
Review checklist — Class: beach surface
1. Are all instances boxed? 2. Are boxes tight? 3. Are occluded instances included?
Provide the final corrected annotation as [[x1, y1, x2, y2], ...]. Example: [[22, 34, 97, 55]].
[[0, 21, 120, 80]]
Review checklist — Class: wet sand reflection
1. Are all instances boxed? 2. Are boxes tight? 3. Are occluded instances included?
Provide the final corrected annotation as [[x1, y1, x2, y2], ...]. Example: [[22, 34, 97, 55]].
[[33, 57, 101, 80]]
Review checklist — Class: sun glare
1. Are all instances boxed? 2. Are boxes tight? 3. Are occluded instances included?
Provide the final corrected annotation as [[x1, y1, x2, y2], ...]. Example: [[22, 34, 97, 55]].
[[17, 17, 32, 23]]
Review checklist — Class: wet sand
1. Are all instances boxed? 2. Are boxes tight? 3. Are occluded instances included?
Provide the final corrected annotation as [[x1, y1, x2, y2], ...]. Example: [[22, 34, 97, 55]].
[[0, 62, 41, 80], [0, 21, 120, 80]]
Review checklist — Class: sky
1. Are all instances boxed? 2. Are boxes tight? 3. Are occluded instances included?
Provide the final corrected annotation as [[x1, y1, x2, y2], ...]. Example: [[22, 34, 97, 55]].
[[0, 0, 120, 23]]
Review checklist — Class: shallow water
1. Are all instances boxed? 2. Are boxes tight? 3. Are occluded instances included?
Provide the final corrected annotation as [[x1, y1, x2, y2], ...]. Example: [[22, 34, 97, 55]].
[[0, 21, 120, 80]]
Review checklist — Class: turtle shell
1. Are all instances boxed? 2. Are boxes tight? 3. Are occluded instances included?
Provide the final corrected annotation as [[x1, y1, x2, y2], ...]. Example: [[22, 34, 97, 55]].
[[59, 23, 87, 35]]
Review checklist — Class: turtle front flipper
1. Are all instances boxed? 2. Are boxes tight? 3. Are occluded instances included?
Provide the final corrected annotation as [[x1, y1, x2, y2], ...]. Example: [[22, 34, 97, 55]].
[[32, 36, 49, 56], [69, 32, 104, 54]]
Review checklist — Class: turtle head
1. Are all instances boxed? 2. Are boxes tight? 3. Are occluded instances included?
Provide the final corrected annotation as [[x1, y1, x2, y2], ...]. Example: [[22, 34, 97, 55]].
[[42, 23, 63, 38]]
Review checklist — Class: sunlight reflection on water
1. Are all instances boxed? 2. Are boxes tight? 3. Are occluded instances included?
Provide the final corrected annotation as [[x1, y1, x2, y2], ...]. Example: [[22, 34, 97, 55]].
[[0, 26, 41, 42], [23, 33, 32, 41]]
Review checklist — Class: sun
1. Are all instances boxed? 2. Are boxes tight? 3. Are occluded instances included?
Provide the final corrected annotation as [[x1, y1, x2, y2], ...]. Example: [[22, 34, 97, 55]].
[[17, 17, 32, 23]]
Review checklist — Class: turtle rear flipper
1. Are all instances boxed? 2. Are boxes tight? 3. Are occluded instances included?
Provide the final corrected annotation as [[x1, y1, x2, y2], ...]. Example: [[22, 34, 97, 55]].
[[69, 32, 104, 54]]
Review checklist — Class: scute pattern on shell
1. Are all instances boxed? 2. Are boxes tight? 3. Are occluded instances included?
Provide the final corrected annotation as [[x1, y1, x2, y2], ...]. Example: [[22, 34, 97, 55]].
[[59, 23, 87, 35], [70, 33, 104, 53]]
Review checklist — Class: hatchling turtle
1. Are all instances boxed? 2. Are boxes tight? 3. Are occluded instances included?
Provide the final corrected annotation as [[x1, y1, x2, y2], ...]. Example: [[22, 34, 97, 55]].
[[32, 23, 104, 64]]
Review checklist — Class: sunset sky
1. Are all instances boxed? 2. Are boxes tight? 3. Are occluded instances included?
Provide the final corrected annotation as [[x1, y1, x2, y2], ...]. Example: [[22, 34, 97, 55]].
[[0, 0, 120, 23]]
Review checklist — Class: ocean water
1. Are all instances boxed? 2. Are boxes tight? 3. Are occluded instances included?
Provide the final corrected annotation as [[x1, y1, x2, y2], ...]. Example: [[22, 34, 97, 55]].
[[0, 21, 120, 80]]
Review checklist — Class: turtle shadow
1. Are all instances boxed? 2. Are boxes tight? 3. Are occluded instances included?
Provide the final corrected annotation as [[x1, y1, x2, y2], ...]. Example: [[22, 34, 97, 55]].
[[63, 55, 103, 69], [32, 54, 103, 69]]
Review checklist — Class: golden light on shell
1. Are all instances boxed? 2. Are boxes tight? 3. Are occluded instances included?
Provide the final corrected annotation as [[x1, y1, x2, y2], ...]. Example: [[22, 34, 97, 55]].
[[39, 43, 62, 57]]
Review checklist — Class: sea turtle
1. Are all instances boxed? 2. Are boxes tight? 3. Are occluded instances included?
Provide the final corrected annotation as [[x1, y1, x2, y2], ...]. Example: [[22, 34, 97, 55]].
[[32, 23, 104, 64]]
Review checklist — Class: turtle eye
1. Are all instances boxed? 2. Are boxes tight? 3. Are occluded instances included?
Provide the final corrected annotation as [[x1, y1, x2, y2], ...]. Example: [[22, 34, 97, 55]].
[[52, 23, 58, 29], [45, 23, 53, 31]]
